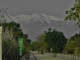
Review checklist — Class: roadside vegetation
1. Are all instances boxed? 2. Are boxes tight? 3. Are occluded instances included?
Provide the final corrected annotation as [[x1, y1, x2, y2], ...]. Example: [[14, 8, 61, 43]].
[[2, 21, 31, 60], [30, 28, 68, 54], [63, 33, 80, 55], [64, 0, 80, 56]]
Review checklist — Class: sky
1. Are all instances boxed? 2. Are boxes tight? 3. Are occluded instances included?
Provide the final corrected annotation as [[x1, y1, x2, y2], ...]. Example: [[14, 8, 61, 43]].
[[0, 0, 75, 19]]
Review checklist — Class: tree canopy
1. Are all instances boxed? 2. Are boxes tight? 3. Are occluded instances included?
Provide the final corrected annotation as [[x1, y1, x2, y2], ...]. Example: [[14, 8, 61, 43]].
[[63, 33, 80, 55], [2, 21, 31, 60], [44, 28, 68, 53], [65, 0, 80, 27]]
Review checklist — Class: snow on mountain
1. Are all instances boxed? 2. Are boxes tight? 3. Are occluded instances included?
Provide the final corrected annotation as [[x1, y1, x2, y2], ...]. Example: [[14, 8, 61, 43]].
[[10, 13, 60, 23], [9, 13, 77, 25]]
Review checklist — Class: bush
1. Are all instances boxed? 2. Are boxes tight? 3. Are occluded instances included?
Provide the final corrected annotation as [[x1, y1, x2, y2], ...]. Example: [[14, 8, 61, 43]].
[[2, 38, 20, 60]]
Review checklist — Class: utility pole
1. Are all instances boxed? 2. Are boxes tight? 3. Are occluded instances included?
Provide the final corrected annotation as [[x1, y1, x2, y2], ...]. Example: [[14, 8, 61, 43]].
[[0, 26, 2, 60], [0, 8, 7, 60]]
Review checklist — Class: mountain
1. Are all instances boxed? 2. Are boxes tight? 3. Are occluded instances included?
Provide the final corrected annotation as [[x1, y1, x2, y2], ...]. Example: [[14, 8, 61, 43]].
[[1, 12, 80, 41]]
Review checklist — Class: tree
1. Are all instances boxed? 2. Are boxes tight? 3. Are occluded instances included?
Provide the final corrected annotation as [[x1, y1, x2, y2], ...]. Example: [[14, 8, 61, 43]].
[[22, 34, 31, 55], [65, 0, 80, 27], [44, 28, 68, 53], [2, 21, 31, 60], [36, 33, 47, 54], [63, 33, 80, 55], [30, 41, 40, 51], [2, 38, 19, 60]]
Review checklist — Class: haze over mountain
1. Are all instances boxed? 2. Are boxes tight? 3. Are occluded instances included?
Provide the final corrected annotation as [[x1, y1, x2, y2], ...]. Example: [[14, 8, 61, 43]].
[[2, 12, 80, 41]]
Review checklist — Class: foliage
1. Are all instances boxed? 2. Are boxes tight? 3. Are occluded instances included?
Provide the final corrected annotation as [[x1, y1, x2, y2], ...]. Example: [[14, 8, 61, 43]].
[[44, 28, 68, 53], [2, 22, 31, 60], [63, 33, 80, 55], [22, 34, 31, 55], [65, 0, 80, 27], [30, 41, 39, 51], [36, 33, 47, 54], [2, 21, 23, 41], [64, 0, 80, 55], [2, 38, 19, 60]]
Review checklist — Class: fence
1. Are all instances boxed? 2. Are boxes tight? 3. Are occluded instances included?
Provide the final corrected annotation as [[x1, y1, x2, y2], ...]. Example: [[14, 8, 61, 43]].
[[21, 52, 30, 60], [44, 53, 80, 60]]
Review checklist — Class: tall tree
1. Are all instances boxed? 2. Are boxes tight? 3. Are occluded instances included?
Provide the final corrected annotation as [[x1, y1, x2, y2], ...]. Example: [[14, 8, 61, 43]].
[[63, 33, 80, 55], [44, 28, 68, 53], [36, 33, 47, 54], [65, 0, 80, 27], [2, 21, 31, 60], [30, 41, 39, 51]]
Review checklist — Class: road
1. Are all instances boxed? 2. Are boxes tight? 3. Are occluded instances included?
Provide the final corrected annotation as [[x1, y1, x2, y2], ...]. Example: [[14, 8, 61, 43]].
[[29, 53, 36, 60], [29, 51, 65, 60]]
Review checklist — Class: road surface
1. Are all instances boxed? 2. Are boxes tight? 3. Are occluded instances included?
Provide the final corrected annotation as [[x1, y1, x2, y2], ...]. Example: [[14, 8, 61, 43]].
[[29, 53, 36, 60]]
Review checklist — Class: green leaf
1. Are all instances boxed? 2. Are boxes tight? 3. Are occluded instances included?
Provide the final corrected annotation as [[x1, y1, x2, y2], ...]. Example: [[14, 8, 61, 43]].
[[73, 17, 76, 20], [66, 11, 69, 14], [71, 8, 75, 11], [64, 17, 68, 21], [69, 17, 71, 20]]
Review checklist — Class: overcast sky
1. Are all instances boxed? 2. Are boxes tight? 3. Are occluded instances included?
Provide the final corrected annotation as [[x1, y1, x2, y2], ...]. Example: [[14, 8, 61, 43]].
[[0, 0, 75, 18]]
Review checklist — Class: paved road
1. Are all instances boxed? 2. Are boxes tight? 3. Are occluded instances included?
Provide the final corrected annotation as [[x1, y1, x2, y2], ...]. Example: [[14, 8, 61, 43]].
[[29, 53, 36, 60], [30, 51, 65, 60]]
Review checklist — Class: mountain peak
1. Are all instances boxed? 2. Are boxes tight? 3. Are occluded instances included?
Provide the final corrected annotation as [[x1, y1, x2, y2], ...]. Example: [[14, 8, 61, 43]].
[[5, 13, 68, 24], [32, 13, 39, 16], [31, 13, 40, 18], [31, 13, 63, 21]]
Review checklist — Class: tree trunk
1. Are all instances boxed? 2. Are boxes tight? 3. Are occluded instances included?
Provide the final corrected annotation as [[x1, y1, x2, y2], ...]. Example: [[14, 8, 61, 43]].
[[41, 51, 43, 54]]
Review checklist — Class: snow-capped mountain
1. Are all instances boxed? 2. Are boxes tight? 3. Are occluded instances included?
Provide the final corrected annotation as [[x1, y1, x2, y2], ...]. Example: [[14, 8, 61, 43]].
[[0, 11, 80, 41], [9, 13, 77, 25], [9, 13, 62, 24]]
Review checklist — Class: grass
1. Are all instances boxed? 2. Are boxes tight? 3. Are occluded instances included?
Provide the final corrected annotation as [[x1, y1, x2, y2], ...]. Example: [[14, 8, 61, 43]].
[[34, 53, 64, 60]]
